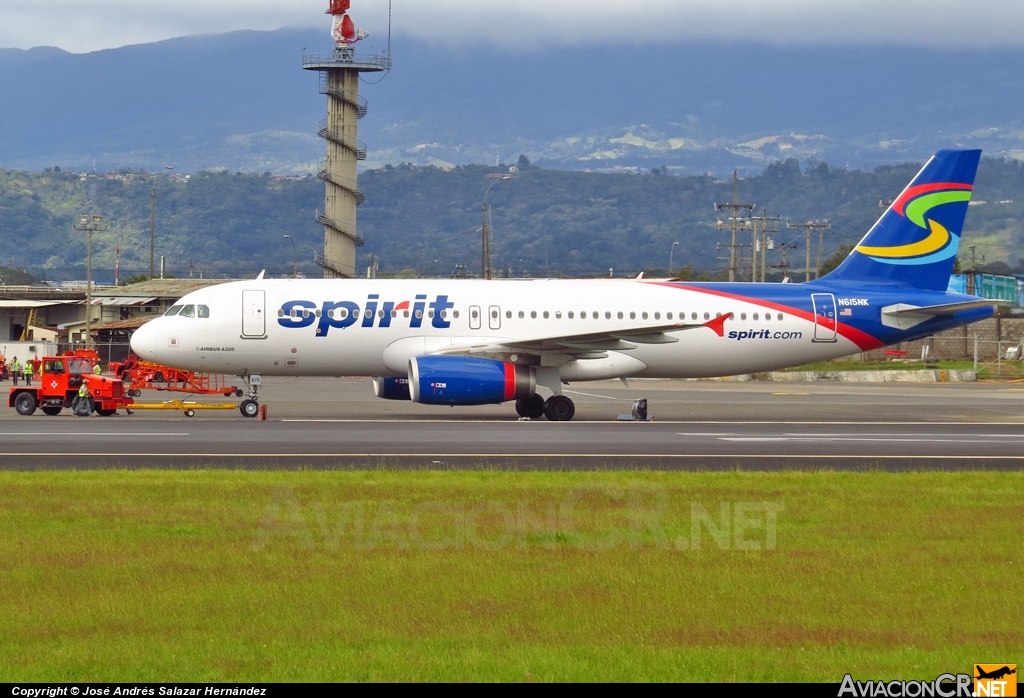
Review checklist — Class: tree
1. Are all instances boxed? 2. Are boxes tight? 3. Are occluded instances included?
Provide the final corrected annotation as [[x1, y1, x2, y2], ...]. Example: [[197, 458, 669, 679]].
[[517, 154, 532, 170], [0, 267, 38, 285], [818, 244, 853, 277]]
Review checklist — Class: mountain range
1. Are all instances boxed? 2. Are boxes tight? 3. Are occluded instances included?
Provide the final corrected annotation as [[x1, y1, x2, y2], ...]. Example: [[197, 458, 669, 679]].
[[2, 29, 1024, 175]]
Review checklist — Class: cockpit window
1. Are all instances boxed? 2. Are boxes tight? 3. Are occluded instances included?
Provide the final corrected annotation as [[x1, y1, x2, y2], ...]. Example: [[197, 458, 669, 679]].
[[68, 359, 91, 375], [44, 360, 65, 374], [179, 305, 196, 318], [164, 305, 183, 317], [198, 305, 210, 318]]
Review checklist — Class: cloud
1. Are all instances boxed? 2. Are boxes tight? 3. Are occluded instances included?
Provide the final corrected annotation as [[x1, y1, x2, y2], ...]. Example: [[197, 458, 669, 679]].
[[2, 0, 1023, 53]]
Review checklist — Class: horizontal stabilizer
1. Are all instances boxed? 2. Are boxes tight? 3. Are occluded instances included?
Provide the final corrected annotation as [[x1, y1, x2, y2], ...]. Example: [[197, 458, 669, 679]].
[[881, 299, 1004, 329]]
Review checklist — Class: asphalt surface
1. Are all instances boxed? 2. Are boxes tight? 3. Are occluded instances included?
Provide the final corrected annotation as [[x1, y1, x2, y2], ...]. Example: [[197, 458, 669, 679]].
[[3, 376, 1024, 469]]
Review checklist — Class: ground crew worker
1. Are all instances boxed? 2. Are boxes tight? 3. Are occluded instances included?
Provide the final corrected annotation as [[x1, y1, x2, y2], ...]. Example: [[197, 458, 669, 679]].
[[93, 361, 103, 375], [24, 357, 33, 386], [74, 380, 93, 417], [11, 356, 20, 387]]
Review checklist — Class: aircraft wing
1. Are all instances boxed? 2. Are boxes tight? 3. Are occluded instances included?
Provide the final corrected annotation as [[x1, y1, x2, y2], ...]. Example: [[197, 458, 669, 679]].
[[435, 314, 732, 362]]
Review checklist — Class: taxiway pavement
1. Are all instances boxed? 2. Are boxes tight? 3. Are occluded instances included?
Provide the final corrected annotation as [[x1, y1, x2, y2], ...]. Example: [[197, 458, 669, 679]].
[[2, 377, 1024, 469]]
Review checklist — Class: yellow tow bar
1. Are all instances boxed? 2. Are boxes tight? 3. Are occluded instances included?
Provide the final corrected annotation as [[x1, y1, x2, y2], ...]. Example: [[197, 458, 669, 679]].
[[128, 400, 239, 417]]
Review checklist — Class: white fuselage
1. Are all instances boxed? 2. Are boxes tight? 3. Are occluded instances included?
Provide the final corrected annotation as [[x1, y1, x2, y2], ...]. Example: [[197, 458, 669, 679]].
[[129, 278, 861, 381]]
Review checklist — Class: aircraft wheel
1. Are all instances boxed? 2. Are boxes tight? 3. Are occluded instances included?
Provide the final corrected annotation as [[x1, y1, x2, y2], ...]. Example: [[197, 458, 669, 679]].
[[544, 395, 575, 422], [185, 409, 196, 418], [14, 392, 37, 416], [235, 388, 244, 397], [515, 394, 546, 419], [239, 399, 259, 418], [42, 406, 62, 416]]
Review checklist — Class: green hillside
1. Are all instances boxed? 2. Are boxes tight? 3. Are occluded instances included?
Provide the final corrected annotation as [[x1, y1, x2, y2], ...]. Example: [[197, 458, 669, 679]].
[[1, 158, 1022, 282]]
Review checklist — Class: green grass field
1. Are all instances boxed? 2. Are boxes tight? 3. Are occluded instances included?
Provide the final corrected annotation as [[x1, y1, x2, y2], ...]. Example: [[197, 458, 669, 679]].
[[1, 470, 1020, 682]]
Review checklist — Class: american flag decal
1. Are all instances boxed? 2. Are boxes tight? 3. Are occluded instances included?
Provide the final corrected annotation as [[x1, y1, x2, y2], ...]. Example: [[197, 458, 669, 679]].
[[840, 308, 853, 316]]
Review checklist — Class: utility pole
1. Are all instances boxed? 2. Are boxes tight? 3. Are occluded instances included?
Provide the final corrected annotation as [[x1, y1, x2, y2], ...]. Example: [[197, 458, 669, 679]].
[[772, 241, 799, 282], [748, 209, 780, 282], [482, 174, 511, 280], [150, 189, 156, 280], [787, 220, 831, 281], [114, 245, 122, 286], [74, 215, 107, 348], [966, 244, 983, 295], [715, 172, 755, 281]]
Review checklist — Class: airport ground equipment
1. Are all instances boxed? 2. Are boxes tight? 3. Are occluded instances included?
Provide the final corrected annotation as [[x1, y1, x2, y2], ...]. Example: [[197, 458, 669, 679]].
[[8, 353, 131, 416], [126, 399, 239, 418], [110, 353, 243, 398]]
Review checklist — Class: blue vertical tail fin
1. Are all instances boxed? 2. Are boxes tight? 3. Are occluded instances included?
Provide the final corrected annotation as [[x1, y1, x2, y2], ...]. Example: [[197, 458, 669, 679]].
[[823, 149, 980, 291]]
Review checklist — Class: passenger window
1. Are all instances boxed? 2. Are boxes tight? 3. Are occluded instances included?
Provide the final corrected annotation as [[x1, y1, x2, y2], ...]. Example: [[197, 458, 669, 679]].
[[654, 312, 661, 320], [471, 309, 479, 319], [531, 311, 537, 319], [568, 311, 574, 319], [580, 312, 587, 320], [519, 310, 525, 319], [164, 305, 183, 317], [777, 313, 784, 321], [439, 310, 446, 319], [630, 311, 636, 320], [277, 309, 284, 317], [338, 308, 349, 319], [506, 310, 512, 319], [617, 311, 623, 319], [453, 310, 459, 319], [543, 311, 549, 319], [667, 312, 673, 320], [404, 310, 409, 318], [605, 311, 611, 319], [741, 313, 747, 321], [415, 309, 422, 319], [716, 312, 722, 318], [753, 313, 759, 321], [692, 312, 698, 320], [428, 310, 435, 318], [392, 310, 398, 318], [642, 312, 648, 320], [198, 305, 210, 318], [555, 311, 562, 319], [353, 309, 361, 318], [703, 312, 710, 320], [179, 305, 196, 318], [764, 313, 770, 321]]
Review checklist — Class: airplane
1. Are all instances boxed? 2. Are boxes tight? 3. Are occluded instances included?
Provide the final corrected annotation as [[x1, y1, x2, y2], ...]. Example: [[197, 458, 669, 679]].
[[130, 149, 1000, 420]]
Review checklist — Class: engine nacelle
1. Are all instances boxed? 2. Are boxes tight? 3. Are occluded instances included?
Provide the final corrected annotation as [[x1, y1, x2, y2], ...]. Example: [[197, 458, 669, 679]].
[[408, 356, 535, 406], [372, 376, 411, 400]]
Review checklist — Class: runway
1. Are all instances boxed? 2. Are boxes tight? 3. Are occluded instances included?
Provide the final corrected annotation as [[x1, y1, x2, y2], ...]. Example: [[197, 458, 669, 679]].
[[3, 376, 1024, 469]]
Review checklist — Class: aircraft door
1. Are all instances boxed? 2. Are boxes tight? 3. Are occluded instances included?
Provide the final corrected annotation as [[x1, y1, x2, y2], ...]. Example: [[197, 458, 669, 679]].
[[488, 305, 501, 330], [811, 293, 838, 342], [469, 305, 482, 330], [242, 290, 266, 337]]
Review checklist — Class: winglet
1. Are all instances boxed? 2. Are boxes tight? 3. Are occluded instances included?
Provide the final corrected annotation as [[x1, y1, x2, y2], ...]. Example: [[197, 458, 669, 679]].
[[256, 269, 266, 280], [703, 312, 733, 337], [636, 272, 644, 280]]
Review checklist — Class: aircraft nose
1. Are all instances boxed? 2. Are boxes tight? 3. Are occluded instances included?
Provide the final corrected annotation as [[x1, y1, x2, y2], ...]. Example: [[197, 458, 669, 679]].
[[130, 320, 157, 360]]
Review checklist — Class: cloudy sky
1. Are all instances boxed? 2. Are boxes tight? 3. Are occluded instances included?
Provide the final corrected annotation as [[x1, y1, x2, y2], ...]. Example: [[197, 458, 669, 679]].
[[2, 0, 1023, 53]]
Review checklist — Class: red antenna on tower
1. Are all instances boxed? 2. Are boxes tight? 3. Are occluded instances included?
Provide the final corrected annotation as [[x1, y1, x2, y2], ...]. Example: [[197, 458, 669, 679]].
[[327, 0, 365, 46]]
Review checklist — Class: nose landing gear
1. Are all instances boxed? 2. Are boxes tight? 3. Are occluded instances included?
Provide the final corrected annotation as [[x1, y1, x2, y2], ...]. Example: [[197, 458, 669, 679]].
[[240, 374, 262, 418]]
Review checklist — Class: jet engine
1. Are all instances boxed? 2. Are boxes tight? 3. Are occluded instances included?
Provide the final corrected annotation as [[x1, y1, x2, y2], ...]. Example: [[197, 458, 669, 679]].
[[372, 376, 411, 400], [408, 356, 536, 406]]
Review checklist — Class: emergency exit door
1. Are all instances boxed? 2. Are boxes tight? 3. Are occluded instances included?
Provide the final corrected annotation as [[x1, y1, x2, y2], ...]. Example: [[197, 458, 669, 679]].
[[242, 290, 266, 337], [488, 305, 501, 330], [469, 305, 482, 330]]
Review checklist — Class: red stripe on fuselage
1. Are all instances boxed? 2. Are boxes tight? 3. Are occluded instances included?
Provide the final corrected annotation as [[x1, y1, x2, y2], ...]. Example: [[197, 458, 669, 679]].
[[654, 282, 885, 351], [503, 362, 516, 401]]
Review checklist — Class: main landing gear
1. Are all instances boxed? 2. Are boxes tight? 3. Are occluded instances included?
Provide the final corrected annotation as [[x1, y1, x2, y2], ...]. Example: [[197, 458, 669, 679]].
[[515, 394, 575, 421], [239, 374, 262, 418]]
